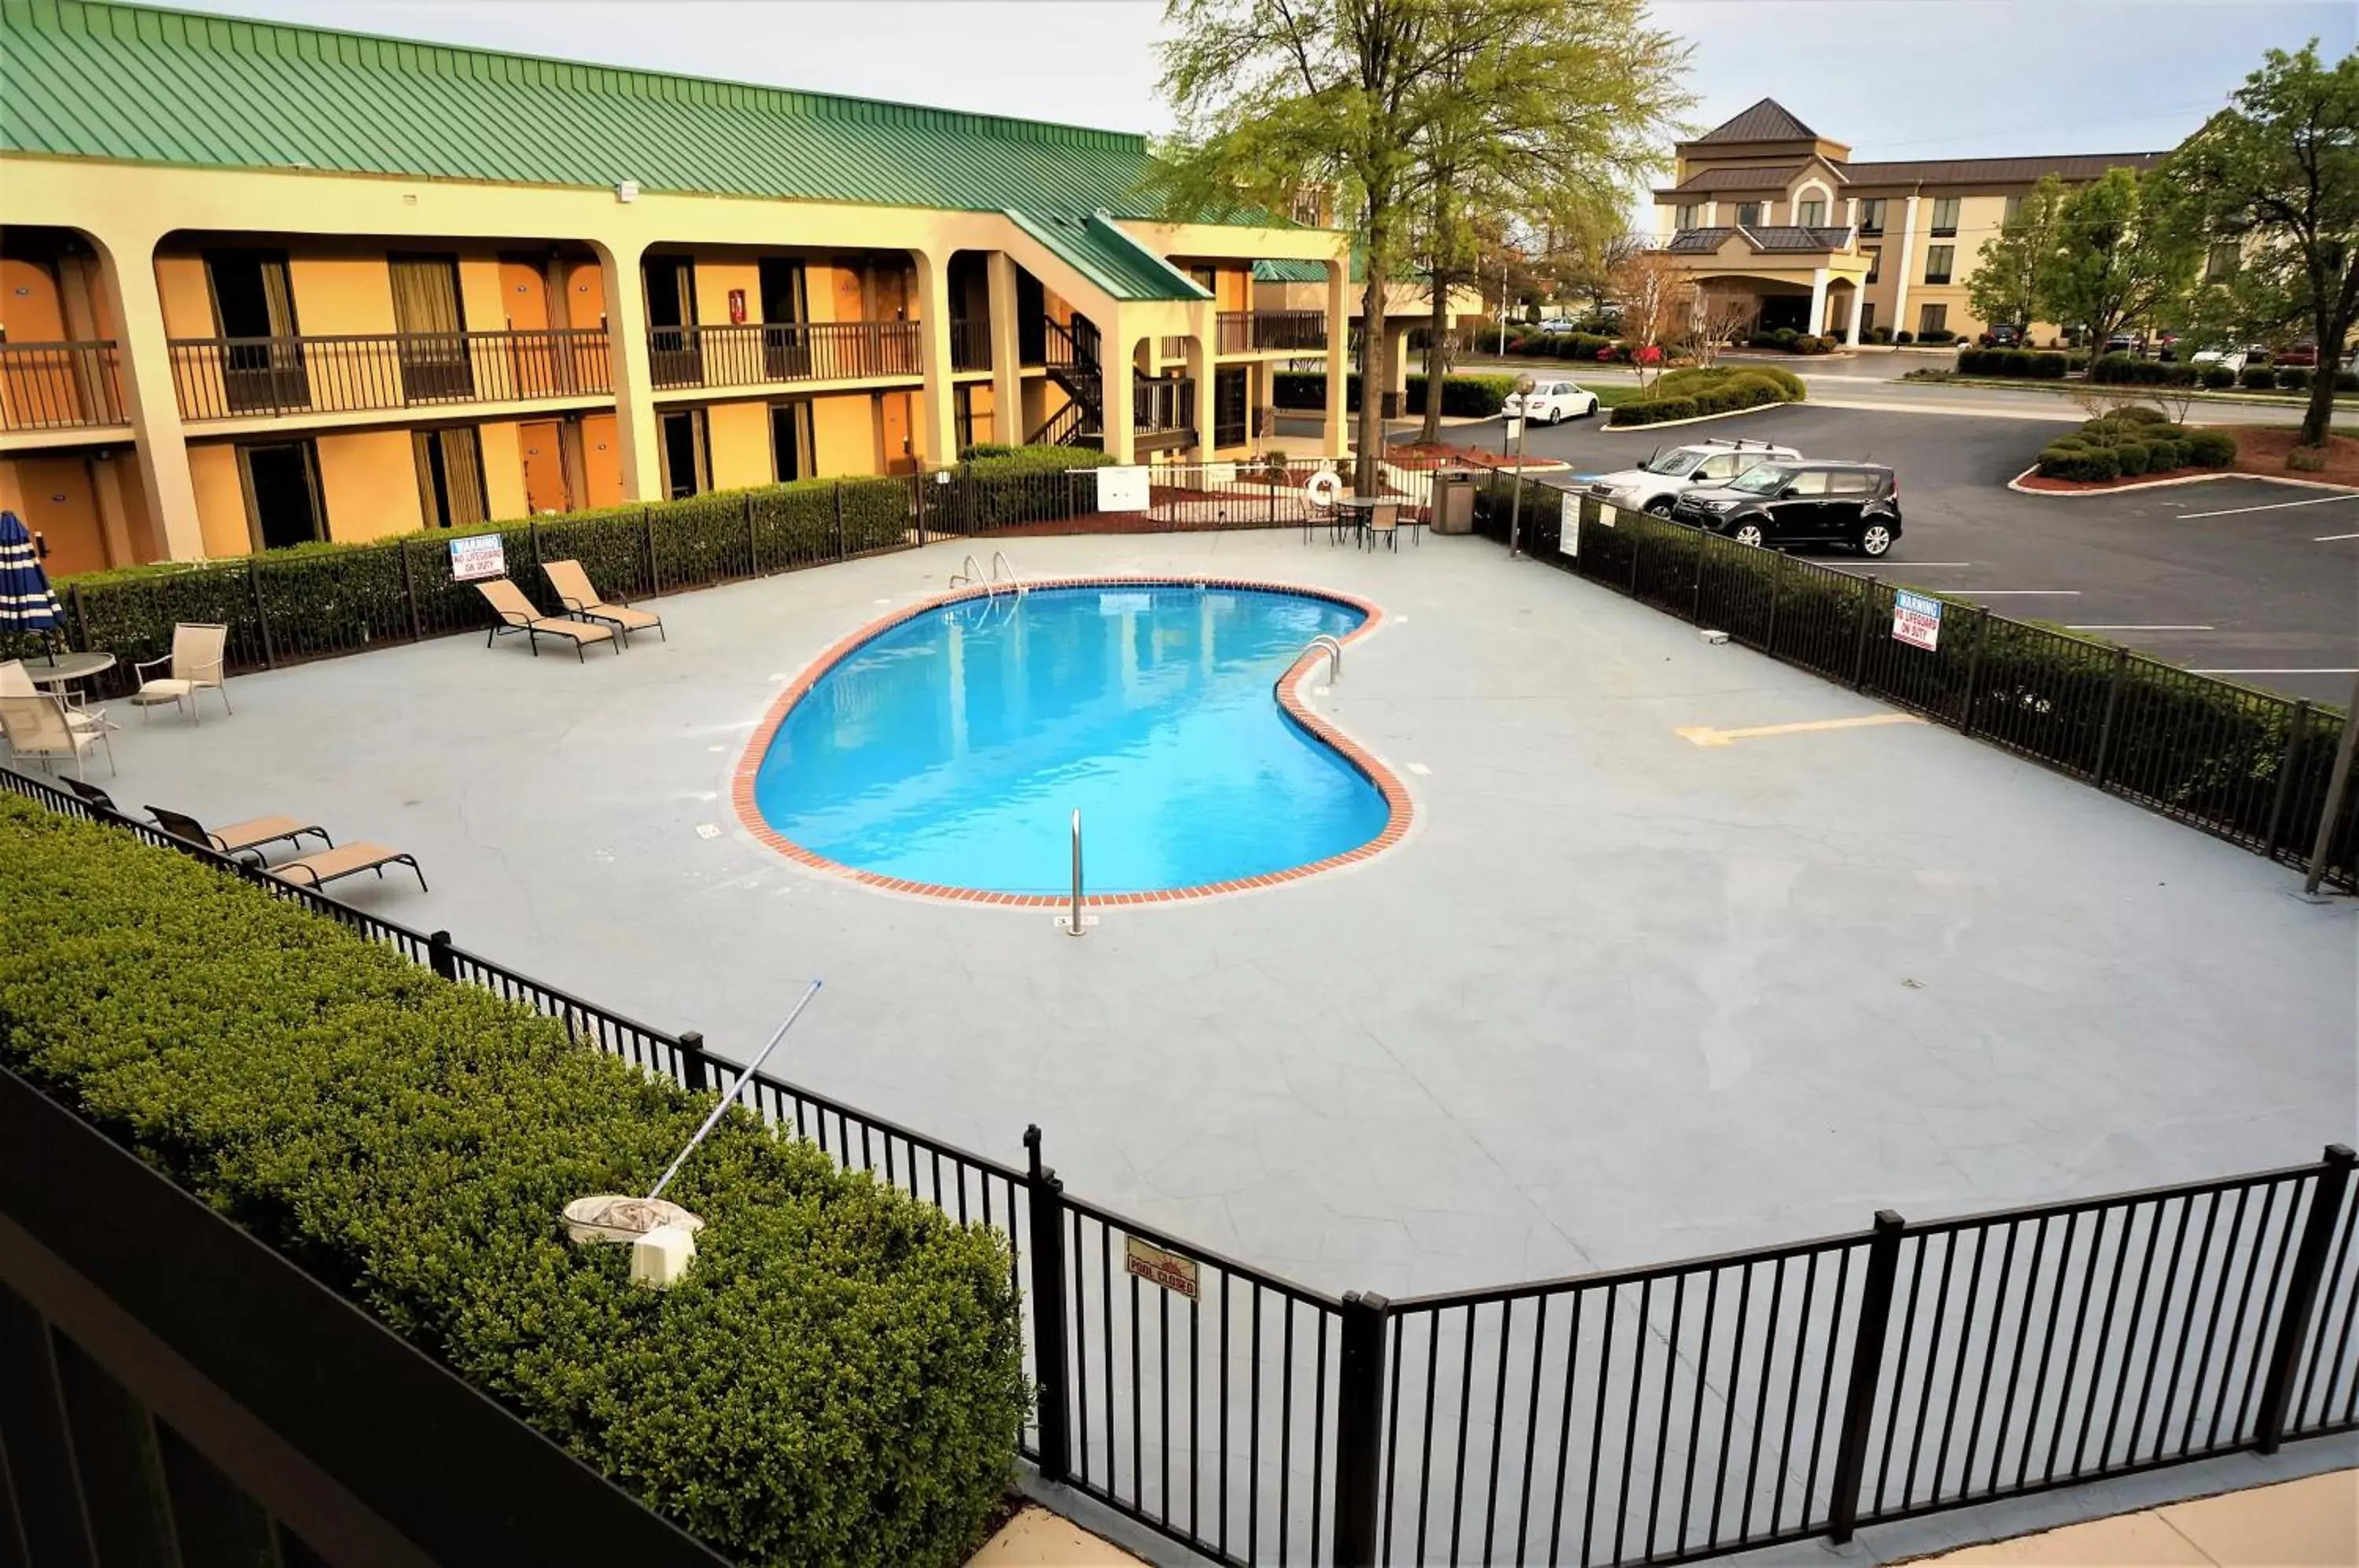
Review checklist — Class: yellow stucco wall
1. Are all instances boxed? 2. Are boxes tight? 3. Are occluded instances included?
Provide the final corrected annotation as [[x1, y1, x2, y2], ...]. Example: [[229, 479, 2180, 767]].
[[693, 260, 760, 329], [809, 392, 877, 477], [188, 443, 251, 557], [152, 252, 215, 338], [705, 399, 773, 490], [478, 419, 528, 521], [288, 255, 396, 335], [315, 429, 421, 543]]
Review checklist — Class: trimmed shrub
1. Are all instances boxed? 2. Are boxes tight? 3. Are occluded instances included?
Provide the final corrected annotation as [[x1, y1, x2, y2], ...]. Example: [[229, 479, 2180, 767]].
[[2337, 370, 2359, 392], [1788, 334, 1831, 355], [1271, 370, 1518, 417], [1869, 326, 1894, 344], [959, 442, 1117, 475], [1916, 328, 1957, 345], [2184, 429, 2239, 466], [0, 800, 1028, 1566], [2038, 444, 2122, 482], [2239, 365, 2277, 389], [2107, 405, 2169, 425], [2288, 444, 2331, 472], [1894, 331, 1915, 344], [2114, 442, 2153, 477], [2276, 367, 2313, 392], [1606, 395, 1702, 426], [2145, 437, 2185, 471], [2201, 366, 2237, 388], [1609, 365, 1804, 428]]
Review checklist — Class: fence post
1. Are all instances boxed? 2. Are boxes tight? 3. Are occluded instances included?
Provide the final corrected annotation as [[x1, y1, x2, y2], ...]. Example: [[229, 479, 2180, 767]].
[[2305, 674, 2359, 896], [399, 540, 423, 642], [745, 492, 760, 577], [68, 580, 90, 653], [1331, 1289, 1391, 1567], [1765, 549, 1787, 656], [1691, 538, 1707, 624], [677, 1029, 709, 1095], [833, 481, 847, 561], [1827, 1210, 1905, 1544], [642, 507, 661, 594], [914, 469, 928, 547], [2091, 647, 2130, 790], [427, 929, 457, 982], [1628, 528, 1643, 595], [1849, 580, 1875, 690], [1023, 1124, 1073, 1485], [2255, 1144, 2355, 1452], [2261, 701, 2313, 861], [1958, 609, 1991, 737], [248, 558, 276, 669]]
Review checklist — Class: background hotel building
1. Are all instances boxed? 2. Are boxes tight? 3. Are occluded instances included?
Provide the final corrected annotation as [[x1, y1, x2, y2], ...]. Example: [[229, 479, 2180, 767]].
[[1653, 99, 2163, 347], [0, 0, 1352, 575]]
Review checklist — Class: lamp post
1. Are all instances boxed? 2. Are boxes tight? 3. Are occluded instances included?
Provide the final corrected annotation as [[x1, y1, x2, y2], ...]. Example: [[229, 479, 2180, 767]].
[[1506, 374, 1536, 558]]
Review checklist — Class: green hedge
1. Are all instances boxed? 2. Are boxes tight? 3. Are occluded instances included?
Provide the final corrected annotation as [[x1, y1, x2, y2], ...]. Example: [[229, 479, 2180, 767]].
[[1956, 348, 2074, 379], [2035, 414, 2237, 480], [1271, 370, 1520, 417], [957, 443, 1118, 475], [0, 797, 1028, 1566], [1607, 365, 1804, 427]]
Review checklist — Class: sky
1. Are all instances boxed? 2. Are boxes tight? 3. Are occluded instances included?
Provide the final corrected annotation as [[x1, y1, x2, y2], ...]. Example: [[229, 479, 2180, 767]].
[[177, 1, 2357, 185]]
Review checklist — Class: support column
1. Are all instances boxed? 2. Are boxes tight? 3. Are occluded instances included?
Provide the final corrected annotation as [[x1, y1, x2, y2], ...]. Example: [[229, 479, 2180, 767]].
[[1101, 321, 1136, 465], [914, 248, 959, 466], [1189, 302, 1217, 460], [986, 252, 1024, 447], [1807, 268, 1830, 336], [87, 231, 203, 561], [1889, 193, 1921, 340], [1322, 258, 1349, 458], [595, 239, 662, 502], [1844, 282, 1867, 347], [89, 451, 136, 567]]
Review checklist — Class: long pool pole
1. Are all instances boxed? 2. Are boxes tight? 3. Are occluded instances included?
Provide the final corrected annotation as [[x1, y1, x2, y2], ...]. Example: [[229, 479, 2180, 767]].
[[647, 979, 823, 1201]]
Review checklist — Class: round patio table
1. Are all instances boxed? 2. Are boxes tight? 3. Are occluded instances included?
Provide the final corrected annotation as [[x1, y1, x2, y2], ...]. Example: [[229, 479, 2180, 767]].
[[21, 650, 116, 690]]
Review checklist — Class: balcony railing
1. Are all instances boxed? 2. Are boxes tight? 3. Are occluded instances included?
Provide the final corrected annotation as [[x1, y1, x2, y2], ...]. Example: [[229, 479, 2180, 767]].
[[1218, 310, 1328, 354], [0, 341, 127, 432], [169, 329, 612, 421], [647, 321, 922, 390], [1134, 376, 1195, 433], [951, 318, 991, 373]]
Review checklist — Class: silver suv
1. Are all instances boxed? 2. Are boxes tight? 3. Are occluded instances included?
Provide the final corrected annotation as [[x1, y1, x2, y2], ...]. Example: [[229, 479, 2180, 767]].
[[1587, 437, 1801, 515]]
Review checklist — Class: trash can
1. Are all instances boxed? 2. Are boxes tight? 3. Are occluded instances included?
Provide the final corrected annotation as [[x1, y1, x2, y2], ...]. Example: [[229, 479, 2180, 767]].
[[1431, 469, 1478, 535]]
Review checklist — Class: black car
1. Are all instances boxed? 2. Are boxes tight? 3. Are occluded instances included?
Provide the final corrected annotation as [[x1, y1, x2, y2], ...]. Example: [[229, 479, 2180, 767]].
[[1668, 461, 1903, 556], [1981, 323, 2026, 348]]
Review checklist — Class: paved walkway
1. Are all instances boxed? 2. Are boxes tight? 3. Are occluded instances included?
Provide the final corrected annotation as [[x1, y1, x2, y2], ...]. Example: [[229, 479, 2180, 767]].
[[1909, 1467, 2356, 1566], [86, 529, 2358, 1298]]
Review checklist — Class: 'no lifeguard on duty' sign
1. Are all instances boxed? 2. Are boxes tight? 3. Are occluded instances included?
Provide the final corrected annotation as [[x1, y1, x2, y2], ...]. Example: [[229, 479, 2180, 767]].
[[1892, 590, 1942, 653]]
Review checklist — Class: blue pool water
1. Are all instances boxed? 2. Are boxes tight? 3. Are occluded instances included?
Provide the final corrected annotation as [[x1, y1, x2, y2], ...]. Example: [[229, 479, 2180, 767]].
[[751, 585, 1391, 894]]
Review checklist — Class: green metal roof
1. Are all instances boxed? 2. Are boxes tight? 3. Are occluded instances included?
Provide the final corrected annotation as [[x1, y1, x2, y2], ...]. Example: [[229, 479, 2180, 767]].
[[0, 0, 1232, 300]]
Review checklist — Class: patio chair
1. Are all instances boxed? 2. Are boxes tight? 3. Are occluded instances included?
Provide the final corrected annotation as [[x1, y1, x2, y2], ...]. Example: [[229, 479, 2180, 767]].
[[0, 659, 105, 742], [0, 692, 114, 778], [543, 559, 665, 644], [1364, 502, 1403, 552], [146, 804, 333, 864], [129, 623, 232, 723], [267, 841, 429, 894], [475, 579, 618, 662]]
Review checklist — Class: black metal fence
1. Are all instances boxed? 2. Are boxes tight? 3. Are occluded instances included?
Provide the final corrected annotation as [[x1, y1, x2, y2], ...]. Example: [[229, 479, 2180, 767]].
[[5, 764, 2352, 1568], [169, 329, 613, 419], [1471, 473, 2359, 893], [0, 339, 126, 430], [647, 320, 923, 389]]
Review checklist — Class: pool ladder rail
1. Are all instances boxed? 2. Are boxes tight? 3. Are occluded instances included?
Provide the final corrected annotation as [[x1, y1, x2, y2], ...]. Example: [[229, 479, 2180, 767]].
[[1302, 634, 1344, 683], [948, 550, 1026, 598]]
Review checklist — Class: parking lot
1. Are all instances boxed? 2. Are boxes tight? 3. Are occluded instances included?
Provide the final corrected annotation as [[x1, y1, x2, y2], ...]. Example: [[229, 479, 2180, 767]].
[[1502, 403, 2359, 705]]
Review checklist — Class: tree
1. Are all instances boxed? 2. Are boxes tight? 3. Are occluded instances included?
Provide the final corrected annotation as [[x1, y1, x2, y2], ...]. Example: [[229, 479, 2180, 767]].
[[1405, 1, 1687, 442], [2169, 42, 2359, 448], [2031, 167, 2199, 365], [1686, 285, 1758, 366], [1966, 173, 2066, 331], [1608, 245, 1695, 391]]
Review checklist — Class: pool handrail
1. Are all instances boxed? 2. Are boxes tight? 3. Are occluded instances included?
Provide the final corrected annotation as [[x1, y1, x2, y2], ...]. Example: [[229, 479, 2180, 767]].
[[1303, 632, 1344, 682]]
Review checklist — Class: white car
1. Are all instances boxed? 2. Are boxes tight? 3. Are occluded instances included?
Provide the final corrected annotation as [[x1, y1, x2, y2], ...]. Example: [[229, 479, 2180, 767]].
[[2190, 346, 2249, 374], [1584, 437, 1801, 515], [1503, 380, 1599, 425]]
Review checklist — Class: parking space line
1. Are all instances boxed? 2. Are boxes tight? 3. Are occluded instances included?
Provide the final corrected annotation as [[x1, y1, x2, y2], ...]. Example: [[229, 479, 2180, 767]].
[[1677, 713, 1926, 748], [2175, 494, 2359, 520], [2316, 532, 2359, 542]]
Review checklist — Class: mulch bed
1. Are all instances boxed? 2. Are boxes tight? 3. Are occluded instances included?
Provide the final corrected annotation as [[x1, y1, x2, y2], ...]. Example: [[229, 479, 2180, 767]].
[[2020, 428, 2359, 492]]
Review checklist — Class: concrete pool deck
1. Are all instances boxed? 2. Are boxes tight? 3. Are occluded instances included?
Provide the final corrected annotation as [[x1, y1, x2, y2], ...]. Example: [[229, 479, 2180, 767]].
[[75, 529, 2357, 1299]]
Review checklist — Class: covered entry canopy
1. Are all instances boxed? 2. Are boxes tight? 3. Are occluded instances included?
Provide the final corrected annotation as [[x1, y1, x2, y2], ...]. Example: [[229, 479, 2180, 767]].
[[1665, 225, 1874, 339]]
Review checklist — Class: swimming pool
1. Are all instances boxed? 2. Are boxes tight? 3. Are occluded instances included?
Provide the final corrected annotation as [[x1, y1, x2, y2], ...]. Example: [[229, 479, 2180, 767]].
[[743, 582, 1401, 897]]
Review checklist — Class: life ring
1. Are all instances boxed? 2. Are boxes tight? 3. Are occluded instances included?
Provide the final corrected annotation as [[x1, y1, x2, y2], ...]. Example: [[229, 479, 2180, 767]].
[[1304, 470, 1344, 506]]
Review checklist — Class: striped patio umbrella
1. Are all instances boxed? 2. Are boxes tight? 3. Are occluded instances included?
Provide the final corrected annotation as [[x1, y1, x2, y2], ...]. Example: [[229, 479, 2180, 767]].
[[0, 510, 65, 661]]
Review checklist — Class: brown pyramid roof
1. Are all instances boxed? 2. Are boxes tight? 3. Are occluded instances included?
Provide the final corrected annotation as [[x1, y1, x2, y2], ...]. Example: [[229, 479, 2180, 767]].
[[1695, 98, 1818, 144]]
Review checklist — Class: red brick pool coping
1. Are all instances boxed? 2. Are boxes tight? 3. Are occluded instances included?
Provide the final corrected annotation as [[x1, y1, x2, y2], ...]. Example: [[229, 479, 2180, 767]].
[[730, 576, 1414, 907]]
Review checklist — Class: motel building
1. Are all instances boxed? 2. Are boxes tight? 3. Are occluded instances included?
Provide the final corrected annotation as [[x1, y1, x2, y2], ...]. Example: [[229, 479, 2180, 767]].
[[1653, 99, 2163, 346], [0, 0, 1356, 576]]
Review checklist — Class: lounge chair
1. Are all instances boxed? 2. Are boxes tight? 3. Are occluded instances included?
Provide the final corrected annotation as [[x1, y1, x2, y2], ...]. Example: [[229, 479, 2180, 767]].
[[475, 579, 617, 661], [130, 623, 232, 723], [146, 804, 333, 863], [268, 841, 428, 893], [0, 658, 107, 735], [543, 559, 665, 644], [0, 692, 114, 778]]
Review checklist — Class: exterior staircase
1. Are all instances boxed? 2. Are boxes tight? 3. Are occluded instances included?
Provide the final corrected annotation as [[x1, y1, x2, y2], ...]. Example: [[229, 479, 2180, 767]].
[[1029, 316, 1104, 448]]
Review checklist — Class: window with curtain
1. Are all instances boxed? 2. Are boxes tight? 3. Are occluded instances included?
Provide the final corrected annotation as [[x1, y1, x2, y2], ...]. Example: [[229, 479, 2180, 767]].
[[1923, 246, 1955, 285], [413, 426, 488, 529], [1918, 303, 1949, 335], [1736, 202, 1764, 226], [1798, 198, 1826, 226], [1930, 197, 1960, 236], [1864, 247, 1881, 284], [1675, 203, 1700, 230], [1858, 199, 1885, 235], [391, 254, 473, 401]]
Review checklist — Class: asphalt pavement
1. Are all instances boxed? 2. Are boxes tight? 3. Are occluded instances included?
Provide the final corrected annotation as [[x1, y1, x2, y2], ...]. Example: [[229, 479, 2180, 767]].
[[1423, 401, 2359, 705]]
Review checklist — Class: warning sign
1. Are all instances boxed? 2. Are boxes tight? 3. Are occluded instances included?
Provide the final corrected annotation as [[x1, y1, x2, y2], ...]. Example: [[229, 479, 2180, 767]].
[[1124, 1236, 1201, 1299], [1892, 590, 1942, 653]]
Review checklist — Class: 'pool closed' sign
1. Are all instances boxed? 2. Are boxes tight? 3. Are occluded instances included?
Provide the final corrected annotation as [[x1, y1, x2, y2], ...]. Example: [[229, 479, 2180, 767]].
[[1892, 590, 1942, 653], [1124, 1236, 1201, 1298]]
